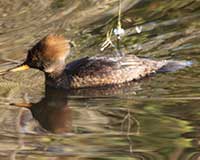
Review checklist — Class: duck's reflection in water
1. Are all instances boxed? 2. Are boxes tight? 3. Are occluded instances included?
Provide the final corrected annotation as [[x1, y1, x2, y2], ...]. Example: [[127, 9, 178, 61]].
[[28, 87, 72, 133], [19, 82, 141, 134]]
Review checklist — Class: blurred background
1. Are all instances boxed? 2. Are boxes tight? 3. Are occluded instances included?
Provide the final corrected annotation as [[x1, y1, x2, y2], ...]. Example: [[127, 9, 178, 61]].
[[0, 0, 200, 159]]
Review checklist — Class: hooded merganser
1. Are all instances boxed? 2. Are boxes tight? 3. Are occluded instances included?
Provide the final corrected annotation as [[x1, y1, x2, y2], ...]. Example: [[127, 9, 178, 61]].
[[6, 34, 191, 89]]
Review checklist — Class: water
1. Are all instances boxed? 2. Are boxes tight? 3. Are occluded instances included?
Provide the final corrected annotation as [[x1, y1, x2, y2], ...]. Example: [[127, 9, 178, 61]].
[[0, 0, 200, 159]]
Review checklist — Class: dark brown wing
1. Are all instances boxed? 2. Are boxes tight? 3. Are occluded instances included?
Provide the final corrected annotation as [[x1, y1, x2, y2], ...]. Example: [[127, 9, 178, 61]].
[[65, 56, 167, 88], [66, 56, 118, 76]]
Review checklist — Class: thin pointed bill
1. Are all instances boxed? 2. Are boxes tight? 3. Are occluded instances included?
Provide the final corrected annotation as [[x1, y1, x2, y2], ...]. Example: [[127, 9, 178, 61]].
[[9, 64, 30, 72]]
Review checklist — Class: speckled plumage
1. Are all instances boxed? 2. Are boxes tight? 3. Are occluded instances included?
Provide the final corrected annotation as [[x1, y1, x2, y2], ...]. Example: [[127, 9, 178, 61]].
[[45, 55, 169, 89]]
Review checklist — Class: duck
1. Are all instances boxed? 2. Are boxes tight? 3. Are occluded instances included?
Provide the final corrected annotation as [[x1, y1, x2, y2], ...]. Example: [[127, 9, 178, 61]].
[[6, 34, 191, 89]]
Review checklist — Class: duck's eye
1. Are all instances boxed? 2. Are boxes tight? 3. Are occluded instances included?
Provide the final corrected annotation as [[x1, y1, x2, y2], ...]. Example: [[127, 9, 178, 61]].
[[32, 55, 38, 61]]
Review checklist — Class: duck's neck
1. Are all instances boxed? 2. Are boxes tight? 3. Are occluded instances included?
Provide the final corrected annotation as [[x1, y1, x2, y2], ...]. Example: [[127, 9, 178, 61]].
[[44, 62, 70, 89], [49, 66, 65, 77], [44, 60, 65, 76]]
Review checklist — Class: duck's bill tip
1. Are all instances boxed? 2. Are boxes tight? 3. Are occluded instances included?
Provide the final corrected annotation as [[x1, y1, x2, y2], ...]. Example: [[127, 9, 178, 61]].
[[9, 64, 30, 72]]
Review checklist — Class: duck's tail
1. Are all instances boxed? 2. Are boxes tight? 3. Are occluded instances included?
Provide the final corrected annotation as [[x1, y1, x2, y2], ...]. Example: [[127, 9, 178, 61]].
[[158, 60, 192, 73]]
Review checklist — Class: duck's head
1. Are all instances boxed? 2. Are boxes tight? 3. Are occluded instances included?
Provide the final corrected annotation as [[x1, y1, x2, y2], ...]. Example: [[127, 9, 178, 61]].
[[10, 34, 70, 73]]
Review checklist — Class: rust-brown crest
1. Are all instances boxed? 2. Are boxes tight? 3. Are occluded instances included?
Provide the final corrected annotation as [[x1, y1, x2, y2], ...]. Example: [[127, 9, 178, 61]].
[[40, 34, 70, 61]]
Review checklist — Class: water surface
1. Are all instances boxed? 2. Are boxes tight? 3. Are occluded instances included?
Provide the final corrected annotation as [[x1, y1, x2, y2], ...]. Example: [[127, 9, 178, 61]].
[[0, 0, 200, 159]]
